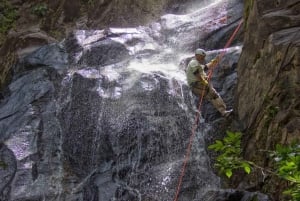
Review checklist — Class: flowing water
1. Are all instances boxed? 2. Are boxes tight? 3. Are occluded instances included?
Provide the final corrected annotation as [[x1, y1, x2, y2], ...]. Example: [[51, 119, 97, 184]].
[[0, 0, 246, 201], [59, 0, 242, 200]]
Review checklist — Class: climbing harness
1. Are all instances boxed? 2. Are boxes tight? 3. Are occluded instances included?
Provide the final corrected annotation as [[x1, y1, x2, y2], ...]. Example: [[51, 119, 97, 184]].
[[173, 19, 243, 201]]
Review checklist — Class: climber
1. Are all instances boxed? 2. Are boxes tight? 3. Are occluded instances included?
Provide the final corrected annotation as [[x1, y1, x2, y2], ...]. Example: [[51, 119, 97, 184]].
[[186, 48, 233, 117]]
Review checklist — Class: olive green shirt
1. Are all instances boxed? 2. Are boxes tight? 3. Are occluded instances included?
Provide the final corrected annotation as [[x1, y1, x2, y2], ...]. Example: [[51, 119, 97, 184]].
[[186, 59, 207, 86]]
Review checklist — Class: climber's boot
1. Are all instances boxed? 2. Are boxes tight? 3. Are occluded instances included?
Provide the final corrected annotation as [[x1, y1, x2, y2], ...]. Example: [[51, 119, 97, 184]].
[[221, 109, 233, 117], [210, 97, 232, 117]]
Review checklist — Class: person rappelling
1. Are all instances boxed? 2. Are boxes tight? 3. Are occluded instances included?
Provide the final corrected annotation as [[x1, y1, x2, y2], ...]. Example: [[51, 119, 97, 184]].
[[186, 48, 233, 117]]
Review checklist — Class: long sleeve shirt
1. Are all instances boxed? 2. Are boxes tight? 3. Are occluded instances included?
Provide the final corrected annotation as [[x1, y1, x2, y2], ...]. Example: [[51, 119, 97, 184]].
[[186, 58, 207, 86]]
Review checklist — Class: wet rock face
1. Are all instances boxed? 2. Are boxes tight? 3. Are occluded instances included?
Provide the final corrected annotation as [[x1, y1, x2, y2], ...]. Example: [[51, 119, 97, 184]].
[[77, 39, 130, 66], [0, 0, 210, 90], [86, 0, 225, 29], [0, 28, 210, 200], [235, 0, 300, 199], [0, 1, 261, 200], [203, 189, 269, 201], [0, 143, 17, 201], [59, 70, 197, 201], [0, 0, 244, 90], [160, 0, 244, 52]]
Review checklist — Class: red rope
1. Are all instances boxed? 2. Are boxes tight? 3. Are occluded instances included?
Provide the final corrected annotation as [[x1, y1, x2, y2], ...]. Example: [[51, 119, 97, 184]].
[[208, 19, 243, 78], [173, 19, 243, 201]]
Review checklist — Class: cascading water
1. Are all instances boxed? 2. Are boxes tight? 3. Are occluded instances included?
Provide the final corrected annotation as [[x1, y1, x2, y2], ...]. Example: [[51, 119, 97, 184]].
[[0, 0, 268, 200]]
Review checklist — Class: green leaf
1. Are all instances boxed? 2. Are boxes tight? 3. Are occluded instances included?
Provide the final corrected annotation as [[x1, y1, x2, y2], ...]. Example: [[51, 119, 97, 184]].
[[283, 189, 292, 195], [225, 169, 233, 178], [244, 165, 251, 174], [284, 176, 297, 183], [208, 140, 224, 151]]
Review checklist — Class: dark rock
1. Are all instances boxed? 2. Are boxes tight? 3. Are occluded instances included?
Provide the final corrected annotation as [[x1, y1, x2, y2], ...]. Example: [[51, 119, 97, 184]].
[[21, 43, 68, 72], [234, 0, 300, 199], [0, 143, 17, 201], [78, 38, 130, 66], [202, 189, 269, 201]]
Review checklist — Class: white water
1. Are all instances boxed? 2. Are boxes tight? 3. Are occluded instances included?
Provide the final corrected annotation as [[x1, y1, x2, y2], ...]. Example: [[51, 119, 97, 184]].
[[70, 0, 238, 192]]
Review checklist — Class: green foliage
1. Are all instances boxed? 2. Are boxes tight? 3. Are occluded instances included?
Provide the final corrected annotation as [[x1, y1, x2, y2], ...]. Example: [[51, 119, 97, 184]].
[[208, 131, 252, 178], [209, 132, 300, 200], [266, 105, 279, 118], [271, 143, 300, 201], [0, 0, 17, 35], [32, 3, 48, 17], [264, 104, 279, 128]]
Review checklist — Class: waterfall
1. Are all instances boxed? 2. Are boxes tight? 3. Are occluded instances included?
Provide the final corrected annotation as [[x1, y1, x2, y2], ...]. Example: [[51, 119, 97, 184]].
[[0, 0, 271, 201]]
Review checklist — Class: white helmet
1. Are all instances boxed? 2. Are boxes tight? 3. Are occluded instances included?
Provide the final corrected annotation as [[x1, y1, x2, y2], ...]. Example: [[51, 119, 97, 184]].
[[195, 48, 206, 56]]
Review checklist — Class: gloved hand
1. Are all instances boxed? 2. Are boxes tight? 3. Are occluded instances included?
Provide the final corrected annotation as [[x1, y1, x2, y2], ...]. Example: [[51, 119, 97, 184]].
[[211, 56, 220, 65], [201, 76, 209, 85]]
